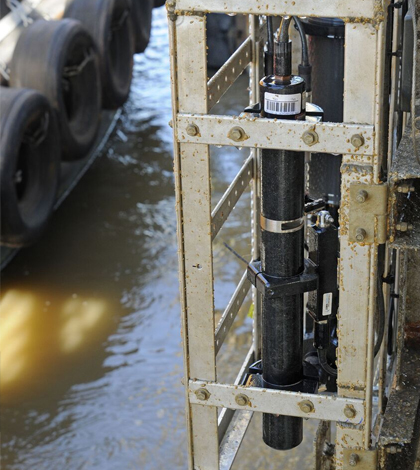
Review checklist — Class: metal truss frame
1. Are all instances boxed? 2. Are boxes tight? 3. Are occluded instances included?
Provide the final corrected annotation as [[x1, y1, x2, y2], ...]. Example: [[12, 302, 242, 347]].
[[168, 1, 390, 469]]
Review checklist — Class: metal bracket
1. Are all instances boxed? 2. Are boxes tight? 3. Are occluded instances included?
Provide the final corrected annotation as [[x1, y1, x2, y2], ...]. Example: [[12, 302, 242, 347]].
[[342, 448, 378, 470], [349, 183, 388, 244], [247, 258, 318, 298]]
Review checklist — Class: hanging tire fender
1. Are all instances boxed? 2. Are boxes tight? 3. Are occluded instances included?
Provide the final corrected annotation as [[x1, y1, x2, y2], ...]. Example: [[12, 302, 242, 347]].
[[0, 87, 60, 247], [9, 19, 102, 161], [131, 0, 153, 53], [65, 0, 134, 109]]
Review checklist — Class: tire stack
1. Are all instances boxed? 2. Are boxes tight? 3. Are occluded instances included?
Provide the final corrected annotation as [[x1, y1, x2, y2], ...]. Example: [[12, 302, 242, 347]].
[[0, 0, 155, 248]]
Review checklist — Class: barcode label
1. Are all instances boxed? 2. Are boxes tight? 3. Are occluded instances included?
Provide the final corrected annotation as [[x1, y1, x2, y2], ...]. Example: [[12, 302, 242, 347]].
[[264, 92, 302, 116], [322, 293, 333, 316]]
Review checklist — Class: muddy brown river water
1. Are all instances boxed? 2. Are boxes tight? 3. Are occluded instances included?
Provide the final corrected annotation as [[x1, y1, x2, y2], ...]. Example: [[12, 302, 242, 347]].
[[1, 8, 315, 469]]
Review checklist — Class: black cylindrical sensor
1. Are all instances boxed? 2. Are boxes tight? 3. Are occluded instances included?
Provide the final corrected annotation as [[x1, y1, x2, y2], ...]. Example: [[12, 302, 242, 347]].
[[259, 56, 306, 450]]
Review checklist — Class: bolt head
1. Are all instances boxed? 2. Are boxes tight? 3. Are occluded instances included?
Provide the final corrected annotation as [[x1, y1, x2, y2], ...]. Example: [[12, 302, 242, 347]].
[[186, 123, 199, 137], [235, 393, 249, 406], [356, 190, 368, 203], [195, 388, 210, 401], [344, 405, 357, 419], [351, 134, 365, 148], [298, 400, 315, 413], [355, 228, 367, 242], [302, 130, 318, 146], [228, 126, 245, 142], [349, 453, 360, 466], [396, 222, 413, 232]]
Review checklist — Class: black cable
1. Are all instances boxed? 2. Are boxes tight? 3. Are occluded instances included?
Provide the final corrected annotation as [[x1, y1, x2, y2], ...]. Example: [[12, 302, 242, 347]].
[[318, 348, 337, 377], [265, 16, 274, 76], [292, 16, 309, 67], [374, 274, 386, 357], [278, 16, 292, 42], [387, 249, 398, 355], [223, 242, 248, 265], [387, 296, 395, 356]]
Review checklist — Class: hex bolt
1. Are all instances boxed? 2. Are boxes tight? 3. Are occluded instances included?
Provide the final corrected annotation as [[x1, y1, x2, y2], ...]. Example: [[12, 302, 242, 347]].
[[351, 134, 365, 148], [355, 228, 367, 243], [396, 222, 413, 232], [228, 126, 246, 142], [186, 123, 199, 137], [195, 388, 210, 401], [344, 405, 357, 419], [235, 393, 250, 406], [302, 130, 319, 146], [298, 400, 315, 413], [349, 453, 360, 467], [356, 190, 368, 203]]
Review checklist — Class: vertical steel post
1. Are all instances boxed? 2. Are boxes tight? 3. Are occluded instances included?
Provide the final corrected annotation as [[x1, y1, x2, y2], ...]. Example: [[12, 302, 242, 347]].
[[170, 11, 220, 470], [336, 14, 387, 468]]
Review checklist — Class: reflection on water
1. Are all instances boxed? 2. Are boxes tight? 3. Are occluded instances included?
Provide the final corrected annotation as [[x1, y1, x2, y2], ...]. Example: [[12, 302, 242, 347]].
[[0, 289, 115, 404], [1, 8, 314, 470]]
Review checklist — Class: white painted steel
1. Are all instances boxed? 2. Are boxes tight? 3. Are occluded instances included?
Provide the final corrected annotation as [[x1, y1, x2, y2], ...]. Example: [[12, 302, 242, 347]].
[[217, 347, 254, 443], [167, 13, 195, 470], [172, 13, 220, 470], [177, 114, 375, 157], [170, 2, 391, 469], [215, 271, 251, 355], [250, 15, 263, 363], [219, 410, 253, 470], [174, 0, 379, 20], [189, 381, 366, 424], [208, 37, 252, 110], [336, 13, 388, 467], [211, 155, 254, 240]]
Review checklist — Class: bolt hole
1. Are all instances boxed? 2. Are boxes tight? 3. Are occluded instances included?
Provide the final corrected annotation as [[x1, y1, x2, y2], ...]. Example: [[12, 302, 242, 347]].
[[232, 67, 235, 74], [196, 264, 202, 270], [225, 76, 228, 82]]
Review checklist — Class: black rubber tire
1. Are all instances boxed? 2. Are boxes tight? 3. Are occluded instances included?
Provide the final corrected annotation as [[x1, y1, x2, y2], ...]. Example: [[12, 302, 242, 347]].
[[0, 87, 60, 247], [153, 0, 165, 7], [10, 19, 101, 161], [65, 0, 134, 109], [131, 0, 153, 53]]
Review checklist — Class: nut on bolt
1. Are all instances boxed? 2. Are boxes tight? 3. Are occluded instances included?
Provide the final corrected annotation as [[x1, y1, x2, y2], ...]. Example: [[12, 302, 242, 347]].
[[228, 126, 247, 142], [349, 453, 360, 467], [195, 388, 210, 401], [355, 228, 367, 243], [344, 404, 357, 419], [397, 184, 415, 193], [186, 123, 199, 137], [356, 190, 368, 203], [302, 130, 319, 146], [396, 222, 413, 232], [298, 400, 315, 413], [351, 134, 365, 148], [235, 393, 250, 406]]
